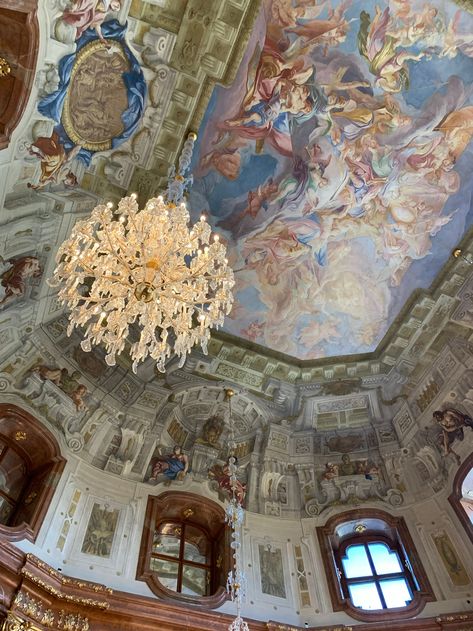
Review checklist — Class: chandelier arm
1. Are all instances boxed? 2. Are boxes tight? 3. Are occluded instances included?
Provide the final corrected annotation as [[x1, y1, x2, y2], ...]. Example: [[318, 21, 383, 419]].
[[123, 204, 150, 278], [99, 212, 136, 278]]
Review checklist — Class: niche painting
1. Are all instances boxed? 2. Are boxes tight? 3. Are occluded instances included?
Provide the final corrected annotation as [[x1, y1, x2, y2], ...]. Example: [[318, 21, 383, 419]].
[[258, 544, 286, 599], [81, 503, 119, 558], [432, 531, 470, 587]]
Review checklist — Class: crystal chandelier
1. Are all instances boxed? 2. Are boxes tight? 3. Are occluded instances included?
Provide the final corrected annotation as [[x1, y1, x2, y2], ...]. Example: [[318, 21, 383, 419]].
[[224, 388, 250, 631], [50, 134, 234, 373]]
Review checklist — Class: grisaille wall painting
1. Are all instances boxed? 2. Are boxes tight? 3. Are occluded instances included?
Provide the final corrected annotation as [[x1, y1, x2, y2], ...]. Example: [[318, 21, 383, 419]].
[[191, 0, 473, 360], [258, 544, 287, 599], [81, 503, 119, 558]]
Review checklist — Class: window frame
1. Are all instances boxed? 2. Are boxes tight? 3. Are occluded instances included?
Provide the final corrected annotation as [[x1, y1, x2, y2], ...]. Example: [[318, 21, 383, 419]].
[[317, 509, 435, 622], [136, 492, 229, 608], [449, 452, 473, 545], [0, 404, 65, 542], [336, 535, 416, 611]]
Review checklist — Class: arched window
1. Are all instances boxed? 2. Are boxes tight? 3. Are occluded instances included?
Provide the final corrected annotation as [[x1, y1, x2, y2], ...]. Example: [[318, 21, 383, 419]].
[[136, 492, 229, 608], [0, 404, 66, 541], [317, 509, 434, 622], [449, 453, 473, 544]]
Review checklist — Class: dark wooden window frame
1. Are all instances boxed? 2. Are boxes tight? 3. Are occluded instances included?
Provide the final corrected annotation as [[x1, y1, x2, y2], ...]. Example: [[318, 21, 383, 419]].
[[449, 452, 473, 545], [0, 1, 39, 150], [136, 491, 229, 608], [0, 403, 66, 542], [317, 508, 435, 622]]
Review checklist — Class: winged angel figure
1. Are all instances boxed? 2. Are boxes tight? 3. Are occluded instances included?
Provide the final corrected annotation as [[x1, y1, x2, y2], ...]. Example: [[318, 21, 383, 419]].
[[357, 6, 425, 92]]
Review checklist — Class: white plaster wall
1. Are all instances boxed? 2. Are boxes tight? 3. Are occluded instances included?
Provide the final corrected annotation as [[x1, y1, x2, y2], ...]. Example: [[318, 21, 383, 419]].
[[14, 448, 473, 627]]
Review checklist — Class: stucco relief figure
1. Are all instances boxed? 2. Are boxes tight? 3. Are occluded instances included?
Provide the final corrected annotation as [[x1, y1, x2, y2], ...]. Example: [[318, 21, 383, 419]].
[[208, 459, 247, 505], [339, 453, 357, 476], [149, 446, 189, 483], [196, 415, 224, 448], [433, 408, 473, 464], [32, 364, 88, 411], [321, 455, 380, 481], [0, 256, 41, 309], [62, 0, 121, 41], [27, 132, 80, 190]]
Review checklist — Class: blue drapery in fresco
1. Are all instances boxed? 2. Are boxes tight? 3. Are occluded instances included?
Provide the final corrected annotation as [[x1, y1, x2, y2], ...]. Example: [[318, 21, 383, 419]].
[[38, 20, 146, 165]]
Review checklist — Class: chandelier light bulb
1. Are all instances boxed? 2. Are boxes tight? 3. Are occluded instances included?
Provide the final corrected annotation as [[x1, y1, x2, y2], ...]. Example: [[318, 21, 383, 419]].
[[49, 134, 234, 373]]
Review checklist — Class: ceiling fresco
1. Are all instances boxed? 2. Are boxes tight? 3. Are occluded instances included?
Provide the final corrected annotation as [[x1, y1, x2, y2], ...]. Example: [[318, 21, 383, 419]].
[[190, 0, 473, 360]]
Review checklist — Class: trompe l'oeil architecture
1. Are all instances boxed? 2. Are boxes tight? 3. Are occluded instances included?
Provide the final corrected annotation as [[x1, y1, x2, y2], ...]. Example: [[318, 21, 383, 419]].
[[1, 1, 473, 630]]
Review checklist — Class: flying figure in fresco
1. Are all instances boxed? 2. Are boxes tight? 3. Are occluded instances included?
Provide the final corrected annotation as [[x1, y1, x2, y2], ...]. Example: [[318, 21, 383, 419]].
[[219, 42, 326, 157], [357, 6, 426, 92]]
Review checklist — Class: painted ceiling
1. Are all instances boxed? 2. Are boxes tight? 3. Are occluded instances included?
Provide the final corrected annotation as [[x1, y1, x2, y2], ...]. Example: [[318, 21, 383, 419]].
[[190, 0, 473, 360]]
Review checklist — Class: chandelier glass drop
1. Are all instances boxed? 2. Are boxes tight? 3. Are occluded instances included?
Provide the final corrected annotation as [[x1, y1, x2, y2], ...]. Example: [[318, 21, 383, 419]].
[[225, 388, 250, 631], [49, 133, 234, 373]]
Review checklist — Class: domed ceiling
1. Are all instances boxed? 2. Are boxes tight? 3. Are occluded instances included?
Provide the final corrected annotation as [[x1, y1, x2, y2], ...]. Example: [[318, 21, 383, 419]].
[[1, 0, 473, 527], [2, 0, 473, 366], [189, 0, 473, 360]]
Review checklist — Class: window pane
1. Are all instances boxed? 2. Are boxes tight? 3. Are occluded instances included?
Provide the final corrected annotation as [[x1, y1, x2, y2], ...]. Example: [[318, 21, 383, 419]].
[[181, 564, 208, 596], [0, 495, 14, 524], [0, 449, 26, 499], [183, 525, 209, 564], [150, 557, 178, 591], [342, 545, 372, 578], [368, 542, 402, 575], [380, 578, 412, 608], [348, 582, 382, 610], [153, 523, 181, 558]]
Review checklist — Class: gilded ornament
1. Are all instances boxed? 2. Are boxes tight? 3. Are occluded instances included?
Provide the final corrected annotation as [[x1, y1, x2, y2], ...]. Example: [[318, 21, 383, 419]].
[[0, 56, 11, 78]]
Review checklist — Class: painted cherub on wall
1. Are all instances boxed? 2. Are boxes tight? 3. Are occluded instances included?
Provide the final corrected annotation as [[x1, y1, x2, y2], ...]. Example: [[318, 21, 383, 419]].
[[433, 408, 473, 464], [32, 364, 88, 411], [0, 256, 42, 309]]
